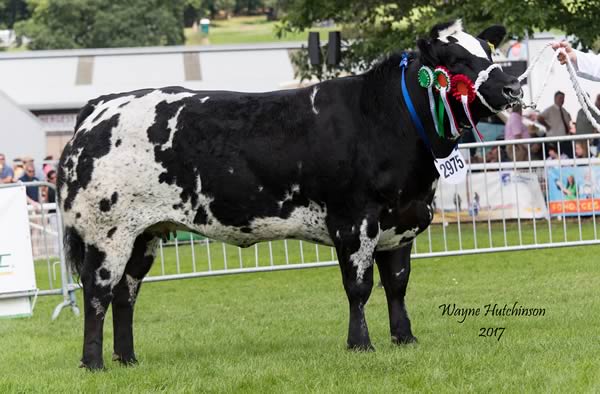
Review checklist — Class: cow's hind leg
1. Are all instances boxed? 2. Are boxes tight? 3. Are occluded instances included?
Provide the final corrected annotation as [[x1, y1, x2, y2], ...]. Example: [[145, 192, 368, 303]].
[[375, 243, 417, 344], [111, 233, 159, 365], [79, 237, 135, 370], [330, 216, 380, 351]]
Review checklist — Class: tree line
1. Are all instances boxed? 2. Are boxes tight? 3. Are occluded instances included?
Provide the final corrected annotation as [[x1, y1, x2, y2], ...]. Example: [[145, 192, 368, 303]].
[[0, 0, 287, 49], [2, 0, 600, 82]]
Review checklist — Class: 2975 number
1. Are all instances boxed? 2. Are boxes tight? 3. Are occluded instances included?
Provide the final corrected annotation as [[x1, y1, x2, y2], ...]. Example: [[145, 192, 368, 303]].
[[439, 155, 465, 178]]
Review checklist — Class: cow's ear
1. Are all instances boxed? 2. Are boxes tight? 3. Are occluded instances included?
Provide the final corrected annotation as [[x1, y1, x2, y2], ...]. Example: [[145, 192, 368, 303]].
[[417, 38, 439, 67], [477, 25, 506, 49]]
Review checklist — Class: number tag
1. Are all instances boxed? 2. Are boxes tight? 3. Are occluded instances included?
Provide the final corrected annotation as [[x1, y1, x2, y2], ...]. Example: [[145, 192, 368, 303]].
[[434, 149, 467, 184]]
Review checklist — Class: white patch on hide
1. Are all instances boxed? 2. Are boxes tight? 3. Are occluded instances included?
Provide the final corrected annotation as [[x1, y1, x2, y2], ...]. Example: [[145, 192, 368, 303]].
[[126, 274, 141, 304], [377, 226, 420, 251], [350, 219, 380, 283], [200, 96, 210, 103], [257, 185, 264, 192], [436, 19, 464, 41], [163, 106, 185, 150], [91, 297, 105, 316], [436, 19, 488, 59], [228, 167, 234, 174], [310, 86, 320, 115]]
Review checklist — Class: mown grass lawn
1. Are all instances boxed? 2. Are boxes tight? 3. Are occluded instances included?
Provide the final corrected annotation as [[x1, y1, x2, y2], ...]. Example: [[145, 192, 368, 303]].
[[185, 15, 337, 46], [3, 237, 600, 392]]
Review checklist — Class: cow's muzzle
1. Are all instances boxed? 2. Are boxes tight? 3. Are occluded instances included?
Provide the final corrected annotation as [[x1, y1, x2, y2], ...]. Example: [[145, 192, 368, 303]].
[[502, 81, 523, 104]]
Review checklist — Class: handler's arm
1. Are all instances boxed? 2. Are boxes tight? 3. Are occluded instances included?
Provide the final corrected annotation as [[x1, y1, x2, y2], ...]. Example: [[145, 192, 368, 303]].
[[574, 50, 600, 82]]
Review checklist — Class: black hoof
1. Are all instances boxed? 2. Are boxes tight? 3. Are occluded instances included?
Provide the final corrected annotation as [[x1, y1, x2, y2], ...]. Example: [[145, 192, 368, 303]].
[[112, 352, 138, 366], [347, 342, 375, 352], [391, 335, 418, 345], [79, 359, 105, 371]]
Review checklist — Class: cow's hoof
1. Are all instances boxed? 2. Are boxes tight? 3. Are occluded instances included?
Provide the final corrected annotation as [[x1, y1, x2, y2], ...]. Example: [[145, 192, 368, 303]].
[[112, 352, 138, 366], [347, 342, 375, 352], [391, 335, 418, 345], [79, 359, 105, 371]]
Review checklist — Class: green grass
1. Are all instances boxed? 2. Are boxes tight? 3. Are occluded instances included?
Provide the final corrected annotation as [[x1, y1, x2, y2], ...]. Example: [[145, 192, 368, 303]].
[[4, 221, 600, 392], [185, 15, 337, 46]]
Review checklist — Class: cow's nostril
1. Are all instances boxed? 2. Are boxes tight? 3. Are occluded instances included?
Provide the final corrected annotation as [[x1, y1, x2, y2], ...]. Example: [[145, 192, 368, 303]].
[[503, 84, 523, 98]]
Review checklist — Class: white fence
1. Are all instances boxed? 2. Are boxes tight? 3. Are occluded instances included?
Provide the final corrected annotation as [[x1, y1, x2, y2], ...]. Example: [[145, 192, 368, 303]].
[[6, 134, 600, 318]]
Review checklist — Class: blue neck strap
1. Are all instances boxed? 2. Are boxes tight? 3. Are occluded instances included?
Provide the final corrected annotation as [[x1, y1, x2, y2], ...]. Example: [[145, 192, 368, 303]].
[[400, 53, 433, 153]]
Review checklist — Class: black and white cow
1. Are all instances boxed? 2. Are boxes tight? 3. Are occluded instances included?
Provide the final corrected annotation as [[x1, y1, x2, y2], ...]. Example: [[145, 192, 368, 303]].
[[58, 20, 522, 369]]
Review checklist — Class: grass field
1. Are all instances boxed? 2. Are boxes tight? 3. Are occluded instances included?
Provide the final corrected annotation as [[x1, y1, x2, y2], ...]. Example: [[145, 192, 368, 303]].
[[185, 15, 337, 46], [3, 224, 600, 392]]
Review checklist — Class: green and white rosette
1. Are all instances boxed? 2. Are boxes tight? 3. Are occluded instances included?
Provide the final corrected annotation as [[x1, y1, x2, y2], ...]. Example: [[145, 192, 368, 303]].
[[418, 66, 443, 138]]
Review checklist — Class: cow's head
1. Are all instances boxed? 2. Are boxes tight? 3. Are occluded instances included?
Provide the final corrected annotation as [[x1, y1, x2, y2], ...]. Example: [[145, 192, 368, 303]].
[[417, 20, 522, 115]]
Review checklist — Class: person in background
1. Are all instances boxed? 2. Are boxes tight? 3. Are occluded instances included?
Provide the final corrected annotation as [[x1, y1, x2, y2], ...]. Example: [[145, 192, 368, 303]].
[[22, 156, 43, 179], [538, 91, 574, 157], [574, 93, 600, 155], [574, 141, 591, 159], [19, 164, 41, 209], [43, 155, 55, 176], [0, 153, 14, 183], [575, 94, 600, 134], [503, 105, 528, 161], [546, 144, 569, 161], [45, 170, 57, 214]]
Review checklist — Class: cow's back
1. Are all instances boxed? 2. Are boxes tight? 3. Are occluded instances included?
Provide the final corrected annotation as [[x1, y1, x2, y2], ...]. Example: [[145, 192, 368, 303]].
[[57, 86, 342, 247]]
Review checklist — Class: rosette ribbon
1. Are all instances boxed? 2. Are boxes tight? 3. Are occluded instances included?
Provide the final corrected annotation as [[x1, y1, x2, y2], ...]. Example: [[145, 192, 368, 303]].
[[451, 74, 484, 142], [434, 66, 460, 138], [418, 66, 443, 138]]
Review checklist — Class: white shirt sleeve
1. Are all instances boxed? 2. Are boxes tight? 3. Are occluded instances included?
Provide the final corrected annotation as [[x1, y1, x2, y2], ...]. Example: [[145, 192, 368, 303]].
[[575, 50, 600, 82]]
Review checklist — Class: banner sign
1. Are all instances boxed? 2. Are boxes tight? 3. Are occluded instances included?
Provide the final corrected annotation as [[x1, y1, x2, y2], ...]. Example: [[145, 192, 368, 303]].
[[0, 185, 37, 317], [546, 166, 600, 216], [434, 171, 548, 222]]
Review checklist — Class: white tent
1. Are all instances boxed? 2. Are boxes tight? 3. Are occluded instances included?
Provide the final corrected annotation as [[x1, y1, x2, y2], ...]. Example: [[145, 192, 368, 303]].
[[0, 90, 45, 164]]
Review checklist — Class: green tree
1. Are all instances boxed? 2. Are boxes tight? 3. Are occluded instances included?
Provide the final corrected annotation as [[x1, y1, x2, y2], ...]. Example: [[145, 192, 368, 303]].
[[15, 0, 186, 50], [278, 0, 600, 81], [0, 0, 30, 28]]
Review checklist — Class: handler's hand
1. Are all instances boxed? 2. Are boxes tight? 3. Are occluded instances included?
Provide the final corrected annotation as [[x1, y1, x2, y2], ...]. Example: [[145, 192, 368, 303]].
[[551, 41, 577, 66]]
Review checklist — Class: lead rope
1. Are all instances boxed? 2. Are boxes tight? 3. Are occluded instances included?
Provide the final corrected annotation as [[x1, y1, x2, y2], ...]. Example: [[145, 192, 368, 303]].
[[518, 44, 600, 131]]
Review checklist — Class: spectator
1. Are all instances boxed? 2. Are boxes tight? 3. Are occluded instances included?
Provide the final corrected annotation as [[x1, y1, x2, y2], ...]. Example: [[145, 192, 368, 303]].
[[46, 170, 57, 214], [538, 91, 574, 157], [504, 105, 528, 161], [575, 94, 600, 135], [43, 155, 55, 176], [19, 164, 41, 208], [575, 141, 591, 159], [22, 156, 45, 179], [546, 144, 569, 161], [486, 136, 510, 163], [0, 153, 14, 183], [575, 93, 600, 155]]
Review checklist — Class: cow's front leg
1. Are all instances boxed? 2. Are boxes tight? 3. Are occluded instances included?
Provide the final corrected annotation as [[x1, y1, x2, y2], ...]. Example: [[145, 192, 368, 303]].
[[375, 243, 417, 344], [331, 216, 380, 351]]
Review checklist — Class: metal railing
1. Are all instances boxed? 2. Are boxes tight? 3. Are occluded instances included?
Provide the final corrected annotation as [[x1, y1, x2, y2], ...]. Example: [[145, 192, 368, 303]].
[[5, 133, 600, 318]]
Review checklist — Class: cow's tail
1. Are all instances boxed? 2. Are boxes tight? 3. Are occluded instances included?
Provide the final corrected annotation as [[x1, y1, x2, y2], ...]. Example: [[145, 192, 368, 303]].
[[64, 226, 85, 276]]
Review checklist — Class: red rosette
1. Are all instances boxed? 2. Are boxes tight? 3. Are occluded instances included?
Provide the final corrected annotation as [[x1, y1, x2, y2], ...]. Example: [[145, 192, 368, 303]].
[[433, 66, 451, 91], [451, 74, 476, 103]]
